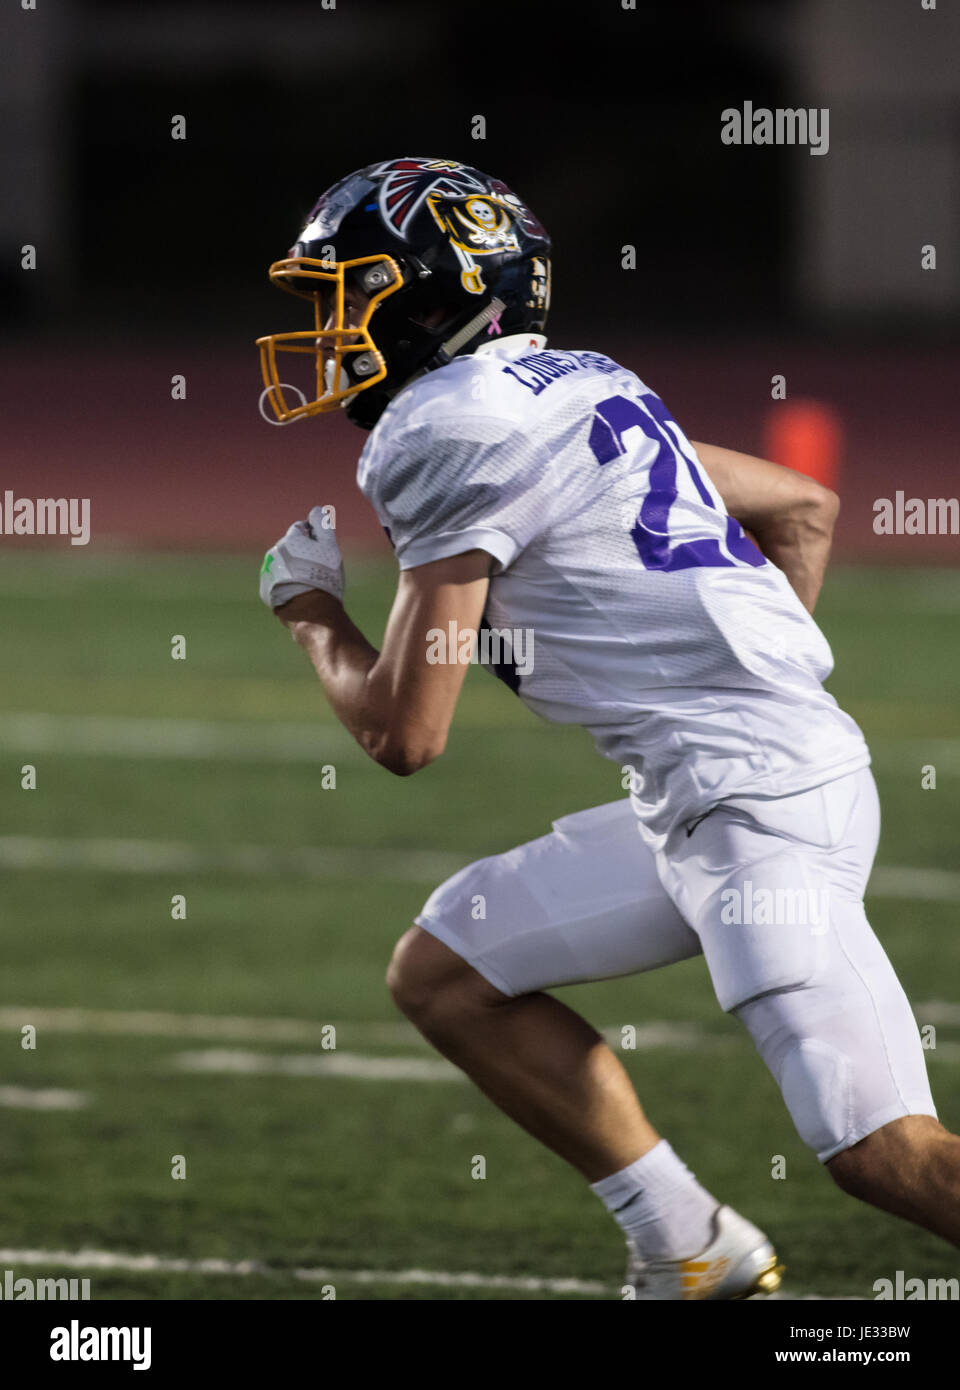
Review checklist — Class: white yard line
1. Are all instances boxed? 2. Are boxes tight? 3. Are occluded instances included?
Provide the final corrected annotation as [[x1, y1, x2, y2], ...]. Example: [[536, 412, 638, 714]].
[[0, 1086, 88, 1110], [172, 1048, 464, 1083], [602, 1022, 717, 1051], [919, 1000, 960, 1026], [0, 831, 957, 905], [1, 1005, 953, 1068], [169, 1034, 720, 1080], [0, 1247, 606, 1295], [2, 710, 959, 771], [0, 1005, 421, 1047], [869, 865, 960, 901], [0, 1006, 714, 1054], [0, 712, 364, 764], [0, 835, 465, 883], [869, 741, 960, 774], [0, 1246, 857, 1298]]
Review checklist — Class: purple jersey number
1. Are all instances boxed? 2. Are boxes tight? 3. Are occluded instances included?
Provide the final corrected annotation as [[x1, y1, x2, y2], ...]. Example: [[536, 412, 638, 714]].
[[588, 393, 764, 572]]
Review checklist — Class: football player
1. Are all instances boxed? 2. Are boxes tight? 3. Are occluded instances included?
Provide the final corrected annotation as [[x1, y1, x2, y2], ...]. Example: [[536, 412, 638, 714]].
[[258, 157, 958, 1299]]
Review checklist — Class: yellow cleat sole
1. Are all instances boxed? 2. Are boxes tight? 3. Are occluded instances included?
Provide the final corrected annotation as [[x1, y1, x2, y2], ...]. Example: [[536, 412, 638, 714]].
[[736, 1257, 785, 1300]]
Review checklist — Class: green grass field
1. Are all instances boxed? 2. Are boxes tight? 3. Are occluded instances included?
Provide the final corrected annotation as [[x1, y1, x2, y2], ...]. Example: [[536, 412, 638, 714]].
[[0, 552, 958, 1300]]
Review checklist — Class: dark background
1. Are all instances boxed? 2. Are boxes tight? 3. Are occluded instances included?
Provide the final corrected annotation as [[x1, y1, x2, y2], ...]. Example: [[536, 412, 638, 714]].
[[1, 0, 958, 552], [8, 0, 796, 337]]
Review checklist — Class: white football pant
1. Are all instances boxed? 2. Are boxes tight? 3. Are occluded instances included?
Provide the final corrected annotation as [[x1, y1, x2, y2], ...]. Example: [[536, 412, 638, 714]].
[[416, 768, 936, 1161]]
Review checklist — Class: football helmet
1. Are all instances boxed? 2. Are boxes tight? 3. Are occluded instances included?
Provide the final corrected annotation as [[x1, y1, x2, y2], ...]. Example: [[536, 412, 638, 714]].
[[257, 157, 552, 430]]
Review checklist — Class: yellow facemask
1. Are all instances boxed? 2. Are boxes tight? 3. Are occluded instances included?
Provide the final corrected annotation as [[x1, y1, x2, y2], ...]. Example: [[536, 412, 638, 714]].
[[257, 254, 404, 424]]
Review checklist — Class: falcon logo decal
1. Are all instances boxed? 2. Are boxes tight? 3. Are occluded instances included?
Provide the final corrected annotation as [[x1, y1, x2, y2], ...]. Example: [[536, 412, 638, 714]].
[[376, 158, 488, 238]]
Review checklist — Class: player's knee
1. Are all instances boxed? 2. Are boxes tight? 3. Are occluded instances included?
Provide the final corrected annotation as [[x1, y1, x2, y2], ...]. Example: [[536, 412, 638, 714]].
[[387, 925, 501, 1030], [827, 1139, 883, 1201], [386, 928, 429, 1017], [827, 1115, 947, 1201]]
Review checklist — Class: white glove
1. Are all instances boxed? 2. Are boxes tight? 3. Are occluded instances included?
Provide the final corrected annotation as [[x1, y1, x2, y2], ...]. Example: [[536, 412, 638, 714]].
[[259, 506, 345, 609]]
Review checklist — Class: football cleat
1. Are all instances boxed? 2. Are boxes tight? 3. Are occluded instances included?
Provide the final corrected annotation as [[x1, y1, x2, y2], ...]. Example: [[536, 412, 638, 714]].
[[625, 1204, 784, 1300]]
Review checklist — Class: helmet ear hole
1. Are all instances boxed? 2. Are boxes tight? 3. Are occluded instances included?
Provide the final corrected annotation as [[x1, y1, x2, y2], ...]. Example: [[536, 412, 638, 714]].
[[403, 283, 460, 331], [409, 307, 455, 331]]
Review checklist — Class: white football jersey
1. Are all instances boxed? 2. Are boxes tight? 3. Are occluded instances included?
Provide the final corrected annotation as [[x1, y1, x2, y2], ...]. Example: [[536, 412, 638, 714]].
[[357, 334, 870, 846]]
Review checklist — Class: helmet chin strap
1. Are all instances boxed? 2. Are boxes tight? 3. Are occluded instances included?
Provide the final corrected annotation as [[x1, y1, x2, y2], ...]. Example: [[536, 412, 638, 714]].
[[345, 296, 509, 429], [434, 297, 507, 364]]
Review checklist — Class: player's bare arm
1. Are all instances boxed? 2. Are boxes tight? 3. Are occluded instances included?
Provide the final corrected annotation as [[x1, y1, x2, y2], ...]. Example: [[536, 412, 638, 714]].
[[270, 548, 490, 775], [691, 442, 840, 613]]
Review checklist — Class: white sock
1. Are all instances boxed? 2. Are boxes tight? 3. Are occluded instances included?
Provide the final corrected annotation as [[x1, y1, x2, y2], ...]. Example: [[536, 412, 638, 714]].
[[589, 1140, 719, 1260]]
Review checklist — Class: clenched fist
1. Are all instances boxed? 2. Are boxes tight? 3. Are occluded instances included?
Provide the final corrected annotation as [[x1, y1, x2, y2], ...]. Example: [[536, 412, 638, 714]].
[[259, 506, 345, 610]]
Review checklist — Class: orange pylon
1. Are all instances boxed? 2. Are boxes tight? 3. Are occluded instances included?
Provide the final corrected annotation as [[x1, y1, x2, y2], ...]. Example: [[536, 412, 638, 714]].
[[763, 399, 843, 489]]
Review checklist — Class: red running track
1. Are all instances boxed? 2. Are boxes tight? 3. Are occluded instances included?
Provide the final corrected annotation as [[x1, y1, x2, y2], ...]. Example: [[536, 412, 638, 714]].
[[1, 339, 957, 561]]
